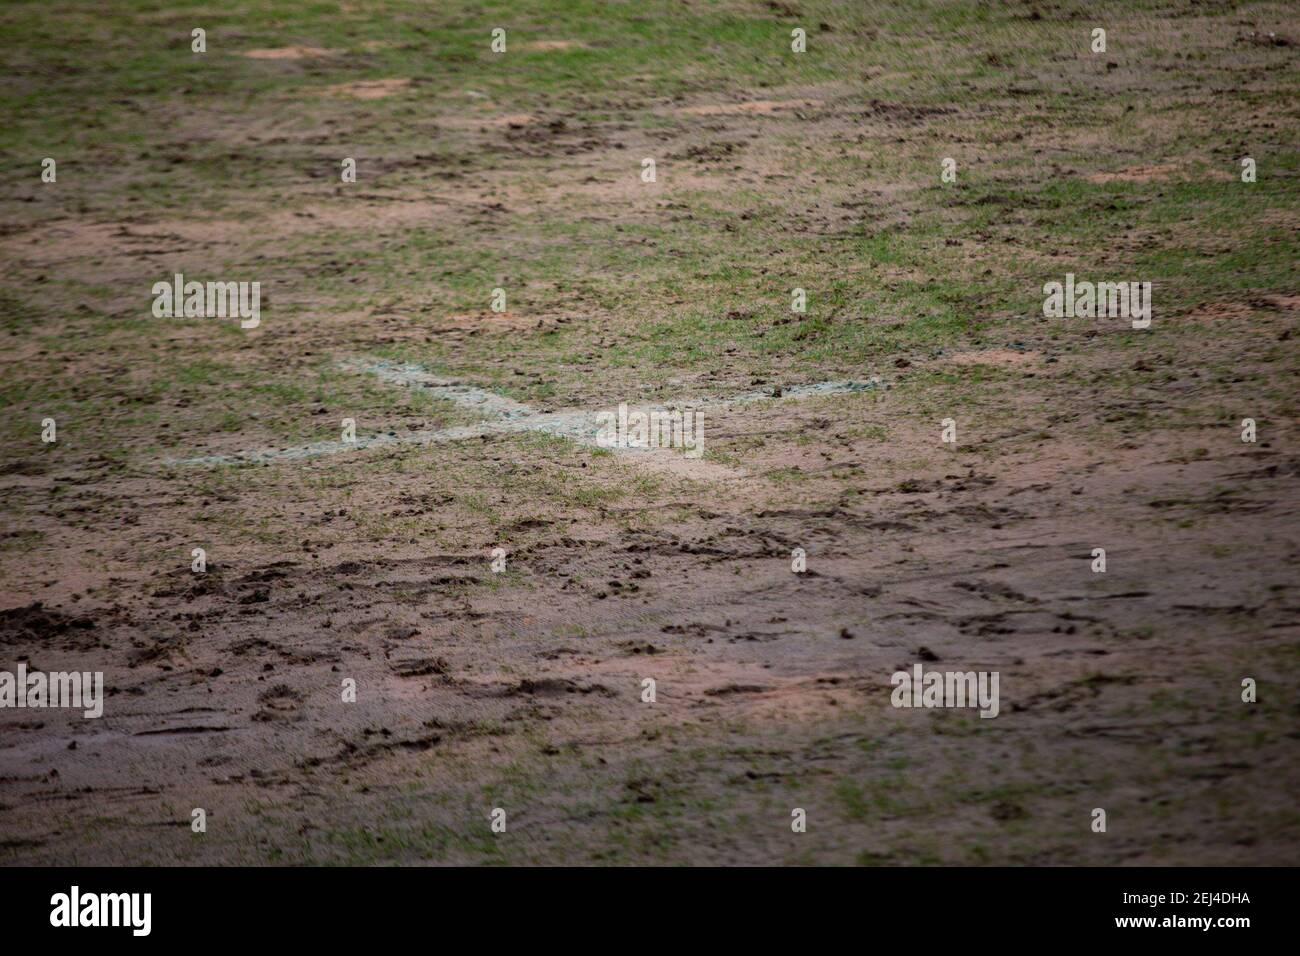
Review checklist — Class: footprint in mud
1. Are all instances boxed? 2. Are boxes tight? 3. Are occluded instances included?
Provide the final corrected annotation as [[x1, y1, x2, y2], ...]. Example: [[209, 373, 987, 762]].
[[953, 580, 1039, 604], [389, 657, 449, 678], [661, 622, 729, 637], [151, 566, 228, 600], [127, 633, 188, 668], [0, 458, 48, 476], [318, 731, 445, 771], [504, 677, 614, 698], [0, 602, 98, 650], [253, 683, 303, 722], [617, 641, 661, 655]]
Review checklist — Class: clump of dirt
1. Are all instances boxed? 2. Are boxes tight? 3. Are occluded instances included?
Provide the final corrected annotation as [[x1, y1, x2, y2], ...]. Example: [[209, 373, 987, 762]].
[[0, 603, 97, 649], [151, 567, 227, 599], [674, 140, 746, 164], [0, 459, 47, 477], [390, 657, 450, 678], [862, 99, 957, 122], [1238, 30, 1293, 47], [435, 311, 552, 333], [507, 677, 614, 697], [501, 118, 611, 157]]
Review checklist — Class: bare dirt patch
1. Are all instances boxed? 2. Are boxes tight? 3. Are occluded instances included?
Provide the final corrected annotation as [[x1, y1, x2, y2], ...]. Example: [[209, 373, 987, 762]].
[[1184, 295, 1300, 323], [1185, 302, 1254, 322], [519, 40, 584, 51], [323, 77, 412, 99], [1085, 163, 1181, 183], [242, 46, 332, 60], [494, 113, 539, 127], [0, 198, 459, 269], [947, 349, 1042, 368], [433, 311, 554, 334], [677, 98, 824, 116]]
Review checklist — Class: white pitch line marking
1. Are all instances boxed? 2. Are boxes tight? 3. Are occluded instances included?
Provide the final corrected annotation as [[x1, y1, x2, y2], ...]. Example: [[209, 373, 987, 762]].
[[163, 358, 882, 469]]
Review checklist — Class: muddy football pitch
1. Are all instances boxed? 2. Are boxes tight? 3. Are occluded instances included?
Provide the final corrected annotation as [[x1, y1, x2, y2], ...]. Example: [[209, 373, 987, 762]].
[[1, 0, 1298, 866]]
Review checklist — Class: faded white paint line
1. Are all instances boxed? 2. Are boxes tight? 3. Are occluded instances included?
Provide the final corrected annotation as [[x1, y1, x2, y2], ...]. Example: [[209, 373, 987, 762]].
[[338, 358, 536, 420], [164, 359, 882, 469]]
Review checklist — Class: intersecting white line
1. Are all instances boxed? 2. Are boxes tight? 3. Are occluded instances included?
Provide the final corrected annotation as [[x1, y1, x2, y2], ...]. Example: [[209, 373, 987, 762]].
[[163, 357, 882, 467]]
